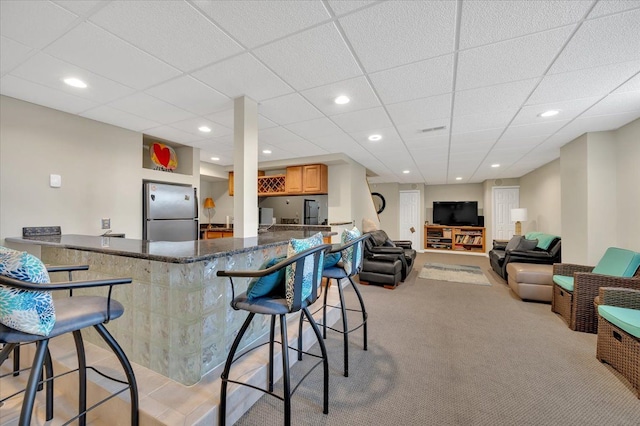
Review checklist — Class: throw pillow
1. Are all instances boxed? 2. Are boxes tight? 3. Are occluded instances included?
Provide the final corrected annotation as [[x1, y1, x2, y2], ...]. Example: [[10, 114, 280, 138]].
[[0, 246, 55, 336], [323, 252, 341, 269], [246, 256, 286, 302], [285, 233, 325, 310], [505, 236, 523, 251], [341, 227, 363, 275], [362, 218, 379, 233], [515, 238, 538, 251]]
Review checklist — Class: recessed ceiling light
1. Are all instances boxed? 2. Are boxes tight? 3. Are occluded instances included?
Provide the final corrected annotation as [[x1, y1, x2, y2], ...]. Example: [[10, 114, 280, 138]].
[[368, 134, 382, 141], [210, 157, 219, 161], [538, 109, 560, 118], [402, 170, 410, 174], [334, 95, 350, 105], [198, 126, 212, 133], [491, 164, 500, 168], [262, 149, 272, 154], [456, 177, 462, 180], [63, 77, 87, 88]]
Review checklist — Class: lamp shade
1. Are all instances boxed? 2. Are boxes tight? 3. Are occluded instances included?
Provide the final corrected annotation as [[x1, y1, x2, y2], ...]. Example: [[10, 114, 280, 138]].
[[510, 208, 528, 222], [204, 197, 215, 209]]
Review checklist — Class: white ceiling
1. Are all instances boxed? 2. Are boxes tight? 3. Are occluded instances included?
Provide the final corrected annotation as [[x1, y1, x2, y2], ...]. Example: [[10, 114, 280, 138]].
[[1, 0, 639, 184]]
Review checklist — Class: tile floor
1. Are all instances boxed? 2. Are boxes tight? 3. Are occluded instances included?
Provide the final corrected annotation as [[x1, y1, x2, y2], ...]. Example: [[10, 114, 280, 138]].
[[0, 283, 344, 425]]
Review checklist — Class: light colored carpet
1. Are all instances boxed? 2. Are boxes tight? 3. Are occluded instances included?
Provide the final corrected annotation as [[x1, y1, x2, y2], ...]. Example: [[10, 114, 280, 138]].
[[418, 262, 491, 285], [234, 252, 640, 425]]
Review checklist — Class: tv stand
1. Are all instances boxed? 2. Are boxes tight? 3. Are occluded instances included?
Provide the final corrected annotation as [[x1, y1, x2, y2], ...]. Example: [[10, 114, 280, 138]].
[[424, 225, 486, 253]]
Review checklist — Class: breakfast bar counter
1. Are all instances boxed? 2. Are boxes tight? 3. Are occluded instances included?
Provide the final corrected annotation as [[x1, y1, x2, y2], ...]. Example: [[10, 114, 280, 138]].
[[6, 228, 332, 385]]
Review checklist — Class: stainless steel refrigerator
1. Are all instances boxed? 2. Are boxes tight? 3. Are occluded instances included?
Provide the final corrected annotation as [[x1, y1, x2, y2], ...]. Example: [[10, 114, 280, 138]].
[[304, 199, 319, 225], [143, 181, 198, 242]]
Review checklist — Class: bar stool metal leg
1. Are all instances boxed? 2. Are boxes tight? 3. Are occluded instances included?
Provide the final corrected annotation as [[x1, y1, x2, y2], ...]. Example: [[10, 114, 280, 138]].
[[19, 339, 49, 426]]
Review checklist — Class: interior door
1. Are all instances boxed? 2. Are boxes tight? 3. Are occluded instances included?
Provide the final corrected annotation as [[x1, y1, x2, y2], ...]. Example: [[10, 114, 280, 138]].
[[399, 190, 420, 249], [492, 186, 519, 240]]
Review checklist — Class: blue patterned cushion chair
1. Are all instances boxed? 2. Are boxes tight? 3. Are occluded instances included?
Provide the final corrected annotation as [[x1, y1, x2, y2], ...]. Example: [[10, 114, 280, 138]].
[[0, 247, 138, 425], [596, 287, 640, 398], [299, 230, 370, 377], [552, 247, 640, 333], [217, 241, 331, 426]]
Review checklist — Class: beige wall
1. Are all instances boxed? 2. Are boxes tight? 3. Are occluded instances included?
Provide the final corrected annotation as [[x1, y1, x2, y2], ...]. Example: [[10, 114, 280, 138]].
[[615, 118, 640, 252], [369, 182, 399, 236], [0, 96, 201, 243], [519, 159, 561, 236], [560, 134, 589, 263]]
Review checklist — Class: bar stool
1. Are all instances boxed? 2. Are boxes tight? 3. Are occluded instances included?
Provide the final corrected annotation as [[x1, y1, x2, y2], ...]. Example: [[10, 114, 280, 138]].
[[6, 264, 89, 421], [217, 243, 331, 426], [0, 253, 138, 426], [300, 233, 370, 377]]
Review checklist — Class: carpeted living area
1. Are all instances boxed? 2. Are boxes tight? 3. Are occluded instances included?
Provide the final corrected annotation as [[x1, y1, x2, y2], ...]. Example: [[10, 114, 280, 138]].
[[236, 251, 640, 425]]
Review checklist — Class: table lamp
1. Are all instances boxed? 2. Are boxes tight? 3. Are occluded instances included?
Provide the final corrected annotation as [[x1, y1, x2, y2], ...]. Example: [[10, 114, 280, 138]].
[[204, 197, 215, 229], [511, 208, 527, 236]]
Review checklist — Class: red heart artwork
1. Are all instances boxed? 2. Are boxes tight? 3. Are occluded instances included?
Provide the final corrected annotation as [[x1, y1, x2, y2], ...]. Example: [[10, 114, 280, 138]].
[[153, 143, 170, 167]]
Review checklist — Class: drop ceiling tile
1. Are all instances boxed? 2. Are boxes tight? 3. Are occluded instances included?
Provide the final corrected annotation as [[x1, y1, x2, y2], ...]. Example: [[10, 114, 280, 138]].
[[386, 94, 452, 125], [300, 76, 380, 116], [327, 0, 379, 16], [396, 119, 449, 142], [285, 118, 345, 141], [253, 23, 362, 91], [195, 0, 330, 48], [614, 73, 640, 93], [259, 93, 323, 125], [502, 120, 571, 139], [454, 79, 538, 117], [169, 118, 232, 138], [450, 128, 502, 145], [272, 140, 328, 157], [10, 53, 136, 103], [457, 27, 574, 91], [44, 23, 181, 90], [144, 125, 203, 144], [0, 1, 78, 48], [550, 9, 640, 74], [332, 107, 392, 133], [145, 76, 230, 116], [52, 1, 104, 16], [555, 110, 640, 135], [339, 1, 456, 72], [0, 36, 33, 75], [459, 0, 591, 49], [311, 133, 359, 152], [108, 93, 195, 124], [0, 75, 97, 114], [528, 61, 640, 104], [581, 91, 640, 116], [89, 1, 242, 72], [512, 97, 600, 126], [193, 53, 293, 102], [589, 0, 640, 18], [369, 55, 454, 104], [494, 135, 549, 151], [80, 105, 161, 132], [404, 134, 449, 150], [347, 127, 402, 147], [451, 109, 516, 134], [258, 126, 307, 145]]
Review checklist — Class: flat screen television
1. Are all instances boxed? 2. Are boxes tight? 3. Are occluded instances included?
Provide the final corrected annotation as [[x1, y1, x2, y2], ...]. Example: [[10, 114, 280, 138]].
[[433, 201, 478, 226]]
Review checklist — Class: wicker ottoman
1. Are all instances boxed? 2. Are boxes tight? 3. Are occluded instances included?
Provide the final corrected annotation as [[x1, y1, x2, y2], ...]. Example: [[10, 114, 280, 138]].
[[506, 263, 554, 302]]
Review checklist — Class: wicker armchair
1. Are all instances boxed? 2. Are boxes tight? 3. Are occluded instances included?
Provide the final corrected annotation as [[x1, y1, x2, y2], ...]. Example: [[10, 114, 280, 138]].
[[552, 248, 640, 333], [596, 287, 640, 398]]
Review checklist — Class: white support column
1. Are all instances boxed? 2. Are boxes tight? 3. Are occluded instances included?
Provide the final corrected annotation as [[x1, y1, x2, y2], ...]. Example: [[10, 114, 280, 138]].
[[233, 96, 258, 238]]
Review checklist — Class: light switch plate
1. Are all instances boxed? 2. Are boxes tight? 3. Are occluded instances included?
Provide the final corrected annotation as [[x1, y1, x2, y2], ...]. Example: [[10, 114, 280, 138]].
[[101, 218, 110, 229], [49, 174, 61, 188]]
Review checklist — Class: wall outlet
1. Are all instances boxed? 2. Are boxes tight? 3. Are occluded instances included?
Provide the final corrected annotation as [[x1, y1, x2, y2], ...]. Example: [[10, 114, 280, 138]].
[[101, 218, 110, 229]]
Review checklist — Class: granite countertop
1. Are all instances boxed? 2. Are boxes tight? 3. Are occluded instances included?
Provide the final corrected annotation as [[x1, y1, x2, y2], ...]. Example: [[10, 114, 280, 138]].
[[6, 229, 335, 264]]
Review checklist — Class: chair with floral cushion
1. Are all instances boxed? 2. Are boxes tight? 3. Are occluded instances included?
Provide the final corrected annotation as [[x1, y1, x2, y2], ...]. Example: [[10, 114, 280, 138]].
[[299, 230, 370, 377], [0, 247, 138, 425], [216, 237, 331, 426]]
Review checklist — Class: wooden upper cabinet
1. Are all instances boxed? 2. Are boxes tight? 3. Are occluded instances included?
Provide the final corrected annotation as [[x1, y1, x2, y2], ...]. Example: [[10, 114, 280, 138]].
[[285, 166, 303, 194], [286, 164, 327, 194], [302, 164, 327, 193], [228, 171, 264, 196]]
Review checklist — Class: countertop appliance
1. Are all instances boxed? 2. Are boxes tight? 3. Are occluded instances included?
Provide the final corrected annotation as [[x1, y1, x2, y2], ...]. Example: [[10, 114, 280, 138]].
[[304, 200, 319, 225], [143, 181, 198, 242]]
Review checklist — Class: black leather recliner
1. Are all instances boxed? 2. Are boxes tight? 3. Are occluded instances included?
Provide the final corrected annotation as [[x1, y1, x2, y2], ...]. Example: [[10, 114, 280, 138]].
[[359, 230, 417, 287], [489, 236, 562, 280]]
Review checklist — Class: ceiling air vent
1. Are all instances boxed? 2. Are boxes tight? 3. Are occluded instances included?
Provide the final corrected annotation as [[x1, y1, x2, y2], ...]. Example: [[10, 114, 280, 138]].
[[420, 126, 446, 133]]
